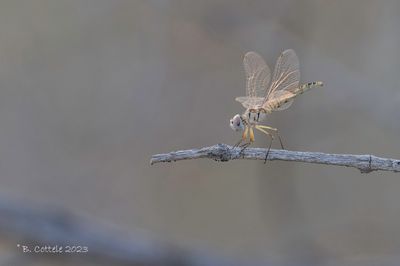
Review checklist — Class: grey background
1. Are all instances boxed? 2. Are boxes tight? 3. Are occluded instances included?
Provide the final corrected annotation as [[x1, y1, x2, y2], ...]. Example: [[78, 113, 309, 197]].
[[0, 0, 399, 265]]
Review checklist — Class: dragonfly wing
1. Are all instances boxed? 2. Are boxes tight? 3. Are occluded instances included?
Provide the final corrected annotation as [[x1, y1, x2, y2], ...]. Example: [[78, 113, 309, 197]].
[[243, 51, 271, 99], [235, 96, 265, 108], [265, 49, 300, 102]]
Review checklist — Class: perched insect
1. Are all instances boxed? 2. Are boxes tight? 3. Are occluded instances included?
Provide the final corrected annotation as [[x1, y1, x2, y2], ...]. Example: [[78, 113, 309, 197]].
[[230, 49, 323, 160]]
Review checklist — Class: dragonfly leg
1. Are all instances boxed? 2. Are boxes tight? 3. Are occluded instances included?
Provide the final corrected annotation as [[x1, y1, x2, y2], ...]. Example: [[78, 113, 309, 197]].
[[256, 125, 277, 131], [232, 138, 243, 149], [256, 125, 285, 149], [277, 134, 284, 150], [242, 126, 249, 142], [368, 155, 372, 172], [239, 141, 252, 156], [255, 125, 274, 163], [265, 136, 273, 164], [238, 127, 255, 155], [231, 127, 249, 149], [230, 127, 249, 159], [249, 127, 255, 142], [239, 141, 251, 148]]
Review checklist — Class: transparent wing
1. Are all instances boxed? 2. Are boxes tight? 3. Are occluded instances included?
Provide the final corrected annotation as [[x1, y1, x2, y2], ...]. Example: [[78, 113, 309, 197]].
[[265, 49, 300, 102], [243, 51, 271, 99], [235, 96, 264, 108]]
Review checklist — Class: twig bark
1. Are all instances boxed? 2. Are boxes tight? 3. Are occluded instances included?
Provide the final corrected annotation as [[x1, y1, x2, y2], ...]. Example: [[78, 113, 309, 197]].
[[150, 144, 400, 173]]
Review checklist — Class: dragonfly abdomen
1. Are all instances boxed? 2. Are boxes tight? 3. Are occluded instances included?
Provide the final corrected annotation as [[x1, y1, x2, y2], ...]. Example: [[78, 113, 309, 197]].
[[265, 81, 323, 111], [265, 99, 291, 111], [297, 81, 323, 94]]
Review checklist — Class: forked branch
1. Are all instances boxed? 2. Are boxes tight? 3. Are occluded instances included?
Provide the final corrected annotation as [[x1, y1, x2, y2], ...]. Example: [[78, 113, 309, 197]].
[[150, 144, 400, 173]]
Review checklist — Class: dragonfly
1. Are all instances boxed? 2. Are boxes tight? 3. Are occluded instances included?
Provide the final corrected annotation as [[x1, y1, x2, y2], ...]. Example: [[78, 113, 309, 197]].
[[229, 49, 323, 161]]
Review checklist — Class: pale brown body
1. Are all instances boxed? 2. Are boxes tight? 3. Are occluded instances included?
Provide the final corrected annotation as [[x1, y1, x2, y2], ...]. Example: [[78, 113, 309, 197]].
[[229, 50, 323, 156], [240, 81, 322, 142]]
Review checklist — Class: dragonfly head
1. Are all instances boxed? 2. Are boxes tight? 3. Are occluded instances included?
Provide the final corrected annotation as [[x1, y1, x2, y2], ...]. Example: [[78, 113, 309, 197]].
[[230, 114, 245, 131]]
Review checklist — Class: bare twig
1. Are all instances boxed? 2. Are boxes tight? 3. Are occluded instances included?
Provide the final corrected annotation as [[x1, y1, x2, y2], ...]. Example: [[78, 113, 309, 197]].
[[150, 144, 400, 173]]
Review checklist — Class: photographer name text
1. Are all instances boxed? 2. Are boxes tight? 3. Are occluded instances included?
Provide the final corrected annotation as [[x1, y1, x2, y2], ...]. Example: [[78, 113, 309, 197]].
[[17, 244, 88, 254]]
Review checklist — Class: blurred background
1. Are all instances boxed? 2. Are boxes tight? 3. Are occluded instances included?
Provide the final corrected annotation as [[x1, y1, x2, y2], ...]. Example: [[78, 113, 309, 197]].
[[0, 0, 399, 265]]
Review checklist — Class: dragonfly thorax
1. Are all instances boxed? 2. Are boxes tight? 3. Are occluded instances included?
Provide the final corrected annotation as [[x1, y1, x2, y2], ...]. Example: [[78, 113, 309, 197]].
[[244, 108, 268, 125]]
